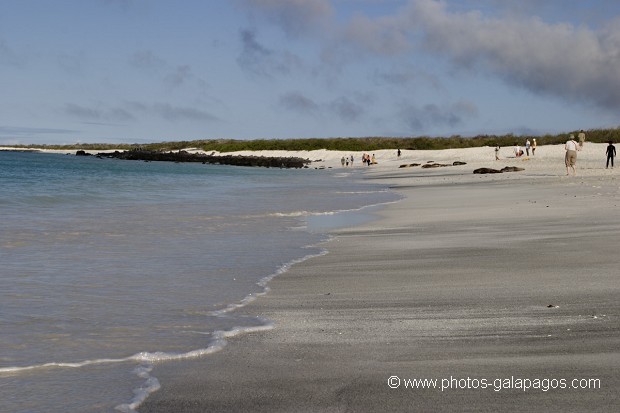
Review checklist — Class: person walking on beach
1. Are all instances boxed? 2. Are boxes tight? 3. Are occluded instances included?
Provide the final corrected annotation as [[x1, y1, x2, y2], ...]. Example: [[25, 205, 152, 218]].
[[525, 139, 531, 156], [565, 135, 580, 175], [397, 149, 401, 158], [495, 146, 500, 160], [532, 139, 537, 155], [606, 141, 616, 169], [578, 130, 586, 148], [341, 156, 346, 167]]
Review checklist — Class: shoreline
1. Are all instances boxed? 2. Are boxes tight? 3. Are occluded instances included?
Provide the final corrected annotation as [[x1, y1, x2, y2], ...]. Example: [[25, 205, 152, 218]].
[[1, 142, 616, 174], [139, 151, 619, 412], [4, 145, 618, 411]]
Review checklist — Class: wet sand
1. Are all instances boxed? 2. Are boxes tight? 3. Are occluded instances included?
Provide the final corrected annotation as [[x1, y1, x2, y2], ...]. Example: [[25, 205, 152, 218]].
[[140, 163, 620, 412]]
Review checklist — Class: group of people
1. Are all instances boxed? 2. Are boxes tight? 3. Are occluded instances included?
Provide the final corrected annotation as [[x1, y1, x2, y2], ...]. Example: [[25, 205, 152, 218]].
[[340, 155, 354, 167], [564, 131, 615, 175], [361, 153, 377, 166], [493, 130, 616, 176], [339, 132, 617, 174], [495, 139, 538, 160], [512, 138, 537, 158], [340, 153, 377, 167]]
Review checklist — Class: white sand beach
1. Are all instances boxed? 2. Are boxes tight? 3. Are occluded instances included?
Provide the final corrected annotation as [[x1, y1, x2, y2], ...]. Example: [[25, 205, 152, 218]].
[[3, 142, 615, 175], [196, 142, 613, 176], [135, 143, 620, 412]]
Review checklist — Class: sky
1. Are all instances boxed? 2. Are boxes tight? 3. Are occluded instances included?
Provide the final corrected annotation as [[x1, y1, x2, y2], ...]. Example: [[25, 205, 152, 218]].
[[2, 0, 620, 145]]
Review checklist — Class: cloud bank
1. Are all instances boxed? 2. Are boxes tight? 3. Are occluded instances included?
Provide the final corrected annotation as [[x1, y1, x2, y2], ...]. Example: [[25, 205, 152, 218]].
[[240, 0, 333, 36], [279, 91, 367, 123], [242, 0, 620, 111], [406, 0, 620, 108], [64, 102, 219, 124]]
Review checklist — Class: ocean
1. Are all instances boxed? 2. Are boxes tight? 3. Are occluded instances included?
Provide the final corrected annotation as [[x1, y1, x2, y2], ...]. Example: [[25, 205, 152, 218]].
[[0, 151, 398, 412]]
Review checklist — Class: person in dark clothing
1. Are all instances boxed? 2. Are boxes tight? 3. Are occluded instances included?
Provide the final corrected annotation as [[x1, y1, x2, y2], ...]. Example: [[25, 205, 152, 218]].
[[606, 141, 616, 169]]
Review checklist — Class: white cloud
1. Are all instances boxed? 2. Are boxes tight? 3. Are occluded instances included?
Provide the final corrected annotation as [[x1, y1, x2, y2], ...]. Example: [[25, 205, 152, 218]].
[[407, 0, 620, 108], [319, 0, 620, 110]]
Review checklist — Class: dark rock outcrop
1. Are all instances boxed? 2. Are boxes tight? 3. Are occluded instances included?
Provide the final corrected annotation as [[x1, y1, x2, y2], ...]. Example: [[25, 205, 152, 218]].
[[399, 163, 421, 168], [453, 161, 467, 166], [96, 150, 311, 169]]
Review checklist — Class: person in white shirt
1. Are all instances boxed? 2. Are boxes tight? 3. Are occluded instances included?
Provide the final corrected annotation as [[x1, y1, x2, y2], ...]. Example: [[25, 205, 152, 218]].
[[565, 135, 580, 175]]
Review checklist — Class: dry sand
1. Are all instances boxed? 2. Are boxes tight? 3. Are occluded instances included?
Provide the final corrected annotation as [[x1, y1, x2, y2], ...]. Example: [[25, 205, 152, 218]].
[[201, 141, 613, 172], [137, 144, 619, 412]]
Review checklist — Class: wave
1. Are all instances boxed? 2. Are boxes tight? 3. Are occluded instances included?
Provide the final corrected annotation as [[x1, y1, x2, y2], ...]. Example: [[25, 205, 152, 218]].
[[179, 195, 401, 224], [198, 201, 403, 319], [268, 210, 336, 217], [0, 184, 399, 411], [0, 358, 131, 374], [114, 365, 160, 413], [0, 244, 331, 413], [334, 190, 391, 195], [208, 246, 329, 317], [0, 321, 276, 413], [0, 148, 401, 412], [267, 199, 401, 219], [114, 323, 274, 413]]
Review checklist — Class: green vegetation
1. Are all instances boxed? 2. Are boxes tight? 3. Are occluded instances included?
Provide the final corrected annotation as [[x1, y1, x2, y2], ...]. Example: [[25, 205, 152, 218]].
[[6, 128, 620, 152]]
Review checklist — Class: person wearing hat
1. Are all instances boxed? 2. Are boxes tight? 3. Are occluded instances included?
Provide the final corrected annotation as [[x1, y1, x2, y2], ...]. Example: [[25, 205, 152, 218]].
[[565, 135, 580, 175]]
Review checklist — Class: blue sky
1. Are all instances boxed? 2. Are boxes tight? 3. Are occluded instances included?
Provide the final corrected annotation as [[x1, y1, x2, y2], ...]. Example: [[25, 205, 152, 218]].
[[2, 0, 620, 145]]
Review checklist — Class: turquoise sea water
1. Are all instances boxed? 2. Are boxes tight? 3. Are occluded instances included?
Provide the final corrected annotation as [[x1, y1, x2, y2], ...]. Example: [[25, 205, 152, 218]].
[[0, 151, 397, 412]]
